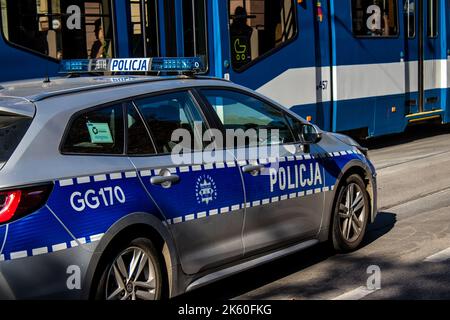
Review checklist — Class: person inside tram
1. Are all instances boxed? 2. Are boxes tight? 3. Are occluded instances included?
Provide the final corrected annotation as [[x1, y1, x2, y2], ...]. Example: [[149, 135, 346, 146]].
[[90, 19, 106, 59], [230, 6, 253, 68]]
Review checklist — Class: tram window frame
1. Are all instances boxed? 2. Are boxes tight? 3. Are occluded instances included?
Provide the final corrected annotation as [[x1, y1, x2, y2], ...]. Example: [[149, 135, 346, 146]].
[[227, 0, 299, 73], [182, 0, 209, 73], [0, 0, 116, 62], [127, 0, 160, 58], [427, 0, 439, 38], [405, 0, 416, 38], [351, 0, 400, 38]]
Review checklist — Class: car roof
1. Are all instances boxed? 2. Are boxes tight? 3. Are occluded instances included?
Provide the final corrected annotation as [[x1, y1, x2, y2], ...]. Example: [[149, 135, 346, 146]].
[[0, 75, 229, 102]]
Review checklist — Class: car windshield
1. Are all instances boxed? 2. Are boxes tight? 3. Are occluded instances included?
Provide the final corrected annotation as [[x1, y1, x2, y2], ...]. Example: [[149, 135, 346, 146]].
[[0, 113, 32, 168]]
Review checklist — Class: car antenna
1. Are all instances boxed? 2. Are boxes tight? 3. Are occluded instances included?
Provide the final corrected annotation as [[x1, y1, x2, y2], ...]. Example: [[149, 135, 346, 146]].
[[43, 61, 51, 84]]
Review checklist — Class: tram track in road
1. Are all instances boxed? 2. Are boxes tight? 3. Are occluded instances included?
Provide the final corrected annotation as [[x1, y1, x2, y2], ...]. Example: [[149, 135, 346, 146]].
[[373, 148, 450, 171], [378, 185, 450, 213], [370, 130, 450, 211]]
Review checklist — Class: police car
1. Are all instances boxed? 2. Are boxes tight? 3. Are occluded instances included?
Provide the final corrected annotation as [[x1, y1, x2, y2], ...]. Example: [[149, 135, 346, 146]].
[[0, 58, 377, 299]]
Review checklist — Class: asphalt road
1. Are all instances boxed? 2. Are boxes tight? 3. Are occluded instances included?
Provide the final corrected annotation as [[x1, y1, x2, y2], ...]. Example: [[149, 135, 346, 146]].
[[180, 123, 450, 300]]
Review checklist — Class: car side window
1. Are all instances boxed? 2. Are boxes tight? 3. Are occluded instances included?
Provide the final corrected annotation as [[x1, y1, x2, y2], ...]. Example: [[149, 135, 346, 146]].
[[134, 91, 206, 154], [126, 103, 156, 156], [200, 89, 295, 147], [62, 104, 124, 155]]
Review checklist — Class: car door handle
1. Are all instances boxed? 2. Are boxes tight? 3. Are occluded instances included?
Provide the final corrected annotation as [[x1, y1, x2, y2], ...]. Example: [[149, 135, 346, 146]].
[[242, 164, 265, 175], [150, 175, 180, 187]]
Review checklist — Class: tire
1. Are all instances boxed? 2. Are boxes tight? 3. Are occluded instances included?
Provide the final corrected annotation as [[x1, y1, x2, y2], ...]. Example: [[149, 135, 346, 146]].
[[331, 174, 370, 252], [94, 237, 164, 300]]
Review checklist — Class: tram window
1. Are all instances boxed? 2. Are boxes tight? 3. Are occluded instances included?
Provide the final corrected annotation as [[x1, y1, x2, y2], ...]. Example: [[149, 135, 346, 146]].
[[352, 0, 399, 37], [405, 0, 415, 38], [0, 0, 114, 60], [427, 0, 438, 38], [228, 0, 298, 71], [183, 0, 207, 61], [127, 0, 159, 58]]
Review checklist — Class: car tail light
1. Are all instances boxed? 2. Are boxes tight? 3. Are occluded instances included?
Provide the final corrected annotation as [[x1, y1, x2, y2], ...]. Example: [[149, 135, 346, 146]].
[[0, 184, 53, 224]]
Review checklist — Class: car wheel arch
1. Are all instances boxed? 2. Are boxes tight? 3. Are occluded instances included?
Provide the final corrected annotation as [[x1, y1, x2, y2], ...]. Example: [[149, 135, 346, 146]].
[[331, 160, 376, 225], [82, 212, 179, 299]]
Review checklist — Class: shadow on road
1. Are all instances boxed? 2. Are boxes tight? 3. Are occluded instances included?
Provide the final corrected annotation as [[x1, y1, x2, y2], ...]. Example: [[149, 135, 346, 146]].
[[356, 123, 450, 151], [362, 212, 397, 248], [176, 212, 397, 301]]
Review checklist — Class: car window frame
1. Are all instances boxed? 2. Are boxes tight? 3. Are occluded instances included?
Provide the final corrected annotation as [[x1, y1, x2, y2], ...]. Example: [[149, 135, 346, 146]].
[[125, 101, 158, 157], [131, 88, 214, 157], [60, 101, 128, 157], [194, 86, 302, 150], [60, 88, 215, 158]]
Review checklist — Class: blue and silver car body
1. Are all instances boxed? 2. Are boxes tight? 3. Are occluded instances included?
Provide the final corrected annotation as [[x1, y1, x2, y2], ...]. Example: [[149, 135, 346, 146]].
[[0, 75, 377, 299]]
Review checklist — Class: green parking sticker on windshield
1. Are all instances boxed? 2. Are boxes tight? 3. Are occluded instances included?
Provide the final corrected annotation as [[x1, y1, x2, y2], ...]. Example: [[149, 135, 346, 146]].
[[87, 122, 114, 144]]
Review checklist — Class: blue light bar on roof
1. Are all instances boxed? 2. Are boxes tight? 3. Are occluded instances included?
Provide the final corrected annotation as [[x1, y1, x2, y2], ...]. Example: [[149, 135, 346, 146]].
[[59, 59, 91, 73], [59, 57, 205, 74], [151, 57, 203, 72]]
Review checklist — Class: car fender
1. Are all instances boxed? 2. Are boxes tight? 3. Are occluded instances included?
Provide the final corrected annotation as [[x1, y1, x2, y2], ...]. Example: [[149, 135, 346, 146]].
[[334, 159, 377, 223], [81, 212, 181, 299]]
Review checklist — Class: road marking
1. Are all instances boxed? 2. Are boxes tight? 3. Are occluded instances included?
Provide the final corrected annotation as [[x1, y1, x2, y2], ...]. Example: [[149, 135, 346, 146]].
[[332, 286, 379, 300], [424, 247, 450, 263]]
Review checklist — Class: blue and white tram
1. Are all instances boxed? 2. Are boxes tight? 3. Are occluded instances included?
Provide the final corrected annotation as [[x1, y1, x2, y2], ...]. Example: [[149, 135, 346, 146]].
[[0, 0, 448, 138]]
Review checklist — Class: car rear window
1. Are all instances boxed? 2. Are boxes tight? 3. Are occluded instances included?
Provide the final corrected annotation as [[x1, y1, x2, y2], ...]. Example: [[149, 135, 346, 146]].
[[61, 104, 124, 155], [0, 112, 32, 168]]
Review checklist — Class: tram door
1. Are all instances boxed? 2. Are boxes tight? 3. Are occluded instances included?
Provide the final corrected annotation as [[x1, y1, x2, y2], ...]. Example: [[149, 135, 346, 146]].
[[404, 0, 443, 115]]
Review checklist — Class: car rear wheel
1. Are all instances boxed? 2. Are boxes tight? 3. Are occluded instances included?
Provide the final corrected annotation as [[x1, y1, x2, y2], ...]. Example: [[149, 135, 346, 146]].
[[331, 174, 370, 252], [95, 238, 163, 300]]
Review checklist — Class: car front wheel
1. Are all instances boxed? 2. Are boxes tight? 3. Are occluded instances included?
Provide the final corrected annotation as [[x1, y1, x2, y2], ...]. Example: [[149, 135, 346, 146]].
[[331, 174, 370, 252]]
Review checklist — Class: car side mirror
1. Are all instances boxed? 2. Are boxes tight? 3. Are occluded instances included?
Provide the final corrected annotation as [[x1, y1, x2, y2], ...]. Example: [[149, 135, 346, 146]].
[[301, 124, 322, 145]]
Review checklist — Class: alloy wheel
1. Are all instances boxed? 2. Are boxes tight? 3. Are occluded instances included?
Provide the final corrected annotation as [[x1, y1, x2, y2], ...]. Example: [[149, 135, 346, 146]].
[[338, 183, 366, 243], [105, 246, 157, 300]]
